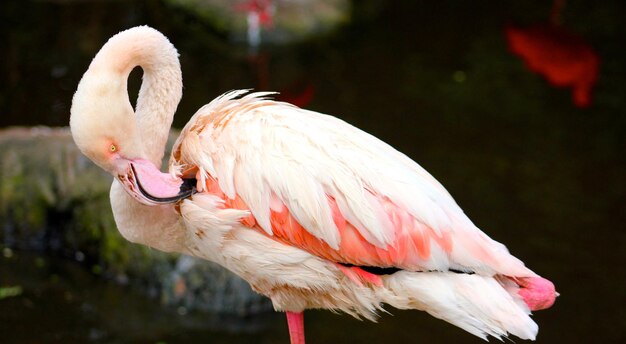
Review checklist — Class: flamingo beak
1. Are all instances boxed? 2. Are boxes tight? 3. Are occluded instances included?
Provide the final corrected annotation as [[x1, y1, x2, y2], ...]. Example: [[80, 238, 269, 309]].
[[116, 158, 196, 205]]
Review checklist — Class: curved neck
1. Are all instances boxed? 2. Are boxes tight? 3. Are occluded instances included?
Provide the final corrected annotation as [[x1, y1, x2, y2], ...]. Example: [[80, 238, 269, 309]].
[[86, 27, 186, 253], [90, 27, 183, 166], [110, 180, 186, 253]]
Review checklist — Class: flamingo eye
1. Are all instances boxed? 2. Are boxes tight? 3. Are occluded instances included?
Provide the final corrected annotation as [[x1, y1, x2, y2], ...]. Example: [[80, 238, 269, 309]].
[[110, 144, 117, 152]]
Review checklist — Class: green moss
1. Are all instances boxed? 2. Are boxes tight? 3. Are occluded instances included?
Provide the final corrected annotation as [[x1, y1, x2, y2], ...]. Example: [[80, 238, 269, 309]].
[[0, 128, 266, 314], [0, 128, 172, 273], [0, 286, 23, 300]]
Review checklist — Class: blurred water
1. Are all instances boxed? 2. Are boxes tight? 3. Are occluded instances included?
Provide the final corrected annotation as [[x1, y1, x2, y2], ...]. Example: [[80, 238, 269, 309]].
[[1, 0, 625, 343]]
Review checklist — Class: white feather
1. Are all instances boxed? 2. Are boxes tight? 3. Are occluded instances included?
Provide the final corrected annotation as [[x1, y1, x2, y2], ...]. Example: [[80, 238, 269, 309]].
[[384, 272, 538, 340], [173, 91, 534, 276]]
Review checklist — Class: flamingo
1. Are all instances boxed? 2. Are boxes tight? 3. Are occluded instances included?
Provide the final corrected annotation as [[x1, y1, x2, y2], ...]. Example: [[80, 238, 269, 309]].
[[504, 0, 599, 108], [70, 26, 557, 343], [235, 0, 275, 48], [505, 24, 599, 108]]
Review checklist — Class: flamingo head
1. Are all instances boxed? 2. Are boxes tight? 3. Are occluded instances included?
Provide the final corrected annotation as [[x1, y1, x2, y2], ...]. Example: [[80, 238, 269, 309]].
[[70, 70, 195, 206]]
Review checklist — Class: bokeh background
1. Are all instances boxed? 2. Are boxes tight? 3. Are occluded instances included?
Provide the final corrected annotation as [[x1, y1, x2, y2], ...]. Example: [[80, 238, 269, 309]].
[[1, 0, 625, 343]]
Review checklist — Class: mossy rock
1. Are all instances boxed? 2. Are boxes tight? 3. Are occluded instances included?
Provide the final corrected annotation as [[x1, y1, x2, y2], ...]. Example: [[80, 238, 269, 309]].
[[0, 127, 270, 315]]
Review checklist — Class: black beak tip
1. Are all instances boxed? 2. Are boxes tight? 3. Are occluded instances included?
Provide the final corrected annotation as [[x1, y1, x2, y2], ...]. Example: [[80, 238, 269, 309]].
[[180, 178, 198, 195], [135, 174, 198, 204]]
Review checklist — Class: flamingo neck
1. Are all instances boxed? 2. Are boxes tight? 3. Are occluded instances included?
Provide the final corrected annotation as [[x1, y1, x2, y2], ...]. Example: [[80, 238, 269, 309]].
[[90, 26, 183, 166], [134, 58, 182, 166], [82, 27, 186, 253], [110, 180, 186, 253]]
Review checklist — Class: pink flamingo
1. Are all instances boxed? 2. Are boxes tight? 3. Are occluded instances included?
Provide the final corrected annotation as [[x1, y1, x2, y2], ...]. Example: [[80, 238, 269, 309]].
[[235, 0, 275, 48], [505, 24, 599, 108], [505, 0, 599, 108], [70, 27, 556, 343]]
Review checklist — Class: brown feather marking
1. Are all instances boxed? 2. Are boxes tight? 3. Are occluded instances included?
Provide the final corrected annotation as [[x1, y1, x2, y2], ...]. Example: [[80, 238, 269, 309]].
[[172, 95, 280, 168]]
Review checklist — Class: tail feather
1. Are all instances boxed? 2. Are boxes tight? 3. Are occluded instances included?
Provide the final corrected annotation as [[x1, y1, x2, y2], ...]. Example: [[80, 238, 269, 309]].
[[383, 271, 538, 341], [515, 276, 557, 311]]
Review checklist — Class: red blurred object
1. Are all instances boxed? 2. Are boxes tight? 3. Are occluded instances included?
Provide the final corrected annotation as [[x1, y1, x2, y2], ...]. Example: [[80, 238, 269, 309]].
[[248, 52, 316, 108], [505, 24, 600, 108], [277, 83, 315, 108], [235, 0, 274, 28]]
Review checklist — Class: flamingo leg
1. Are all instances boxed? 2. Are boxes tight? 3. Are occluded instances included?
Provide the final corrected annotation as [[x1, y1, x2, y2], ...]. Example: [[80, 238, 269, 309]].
[[286, 311, 305, 344]]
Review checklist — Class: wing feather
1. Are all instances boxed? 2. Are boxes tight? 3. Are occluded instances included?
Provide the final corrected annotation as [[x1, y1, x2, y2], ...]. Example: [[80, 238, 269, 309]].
[[172, 91, 534, 276]]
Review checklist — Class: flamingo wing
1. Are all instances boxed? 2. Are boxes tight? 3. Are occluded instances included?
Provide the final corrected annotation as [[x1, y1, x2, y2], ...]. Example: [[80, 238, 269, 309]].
[[172, 91, 534, 277]]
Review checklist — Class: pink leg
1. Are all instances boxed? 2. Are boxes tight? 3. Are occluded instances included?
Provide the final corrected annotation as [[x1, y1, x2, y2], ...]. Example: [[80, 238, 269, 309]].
[[286, 311, 305, 344]]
